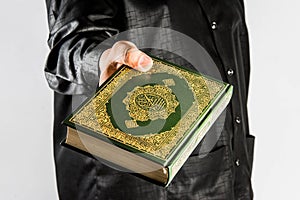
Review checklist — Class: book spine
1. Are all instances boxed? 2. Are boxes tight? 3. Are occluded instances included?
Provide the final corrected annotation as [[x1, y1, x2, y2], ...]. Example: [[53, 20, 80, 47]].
[[166, 86, 233, 187]]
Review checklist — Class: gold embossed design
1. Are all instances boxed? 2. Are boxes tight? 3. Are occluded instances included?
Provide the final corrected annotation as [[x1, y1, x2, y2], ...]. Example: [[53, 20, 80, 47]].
[[123, 85, 179, 121], [70, 59, 224, 160], [125, 120, 139, 128], [162, 78, 175, 86]]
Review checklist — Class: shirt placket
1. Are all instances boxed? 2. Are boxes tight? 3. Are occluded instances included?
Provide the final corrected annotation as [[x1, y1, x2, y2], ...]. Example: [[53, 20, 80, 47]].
[[197, 0, 246, 172]]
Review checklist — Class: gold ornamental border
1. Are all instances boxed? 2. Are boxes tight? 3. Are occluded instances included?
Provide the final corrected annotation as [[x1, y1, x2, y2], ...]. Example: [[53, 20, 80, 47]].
[[70, 59, 224, 160]]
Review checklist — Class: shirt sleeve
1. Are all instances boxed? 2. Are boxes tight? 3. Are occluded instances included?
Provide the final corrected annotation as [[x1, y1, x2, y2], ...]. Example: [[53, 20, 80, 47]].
[[44, 0, 120, 95]]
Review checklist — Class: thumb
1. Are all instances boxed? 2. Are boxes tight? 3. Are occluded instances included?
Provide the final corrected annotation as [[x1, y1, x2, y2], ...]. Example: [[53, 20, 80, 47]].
[[112, 41, 153, 72], [124, 48, 153, 72]]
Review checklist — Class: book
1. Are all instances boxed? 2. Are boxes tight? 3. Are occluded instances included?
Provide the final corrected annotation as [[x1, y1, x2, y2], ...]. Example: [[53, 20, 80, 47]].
[[63, 56, 233, 187]]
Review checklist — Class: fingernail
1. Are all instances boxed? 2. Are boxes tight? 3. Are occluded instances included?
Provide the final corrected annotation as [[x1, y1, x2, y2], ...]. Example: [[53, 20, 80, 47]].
[[138, 55, 153, 72]]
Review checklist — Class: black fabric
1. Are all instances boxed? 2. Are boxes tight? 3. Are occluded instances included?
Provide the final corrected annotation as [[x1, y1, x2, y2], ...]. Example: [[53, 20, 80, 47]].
[[45, 0, 255, 199]]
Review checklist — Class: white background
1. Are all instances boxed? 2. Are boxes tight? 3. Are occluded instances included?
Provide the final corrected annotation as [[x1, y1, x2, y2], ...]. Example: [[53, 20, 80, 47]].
[[0, 0, 299, 199]]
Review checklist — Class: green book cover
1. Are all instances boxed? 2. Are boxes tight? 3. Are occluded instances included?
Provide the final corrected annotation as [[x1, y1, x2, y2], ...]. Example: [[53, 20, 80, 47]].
[[63, 56, 232, 182]]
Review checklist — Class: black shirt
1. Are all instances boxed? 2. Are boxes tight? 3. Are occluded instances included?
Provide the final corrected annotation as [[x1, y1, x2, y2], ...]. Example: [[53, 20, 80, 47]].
[[45, 0, 254, 199]]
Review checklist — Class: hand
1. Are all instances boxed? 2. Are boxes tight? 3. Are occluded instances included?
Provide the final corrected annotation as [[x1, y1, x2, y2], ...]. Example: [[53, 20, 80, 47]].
[[99, 41, 153, 85]]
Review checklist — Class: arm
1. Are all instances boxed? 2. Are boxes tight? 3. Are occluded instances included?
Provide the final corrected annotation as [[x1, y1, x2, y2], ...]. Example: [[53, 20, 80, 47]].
[[45, 0, 119, 95], [45, 0, 152, 95]]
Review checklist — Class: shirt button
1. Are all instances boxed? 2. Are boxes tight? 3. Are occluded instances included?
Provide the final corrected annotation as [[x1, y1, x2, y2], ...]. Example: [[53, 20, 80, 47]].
[[211, 21, 217, 30], [235, 116, 241, 124], [235, 159, 240, 167], [227, 68, 234, 76]]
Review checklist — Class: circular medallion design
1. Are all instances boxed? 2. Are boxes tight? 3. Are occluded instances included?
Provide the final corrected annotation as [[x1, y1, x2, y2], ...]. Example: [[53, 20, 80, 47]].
[[123, 85, 179, 121]]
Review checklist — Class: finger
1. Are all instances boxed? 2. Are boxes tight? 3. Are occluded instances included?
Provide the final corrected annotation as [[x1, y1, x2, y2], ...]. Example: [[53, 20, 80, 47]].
[[99, 62, 118, 85], [111, 41, 153, 72], [99, 48, 112, 72], [124, 48, 153, 72], [99, 41, 134, 72], [98, 41, 153, 85]]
